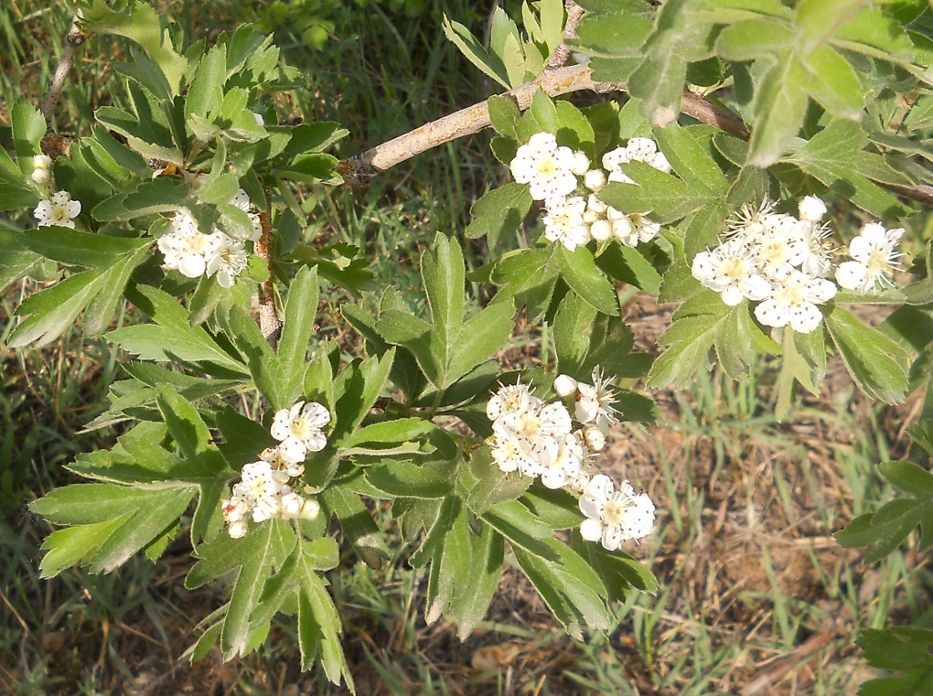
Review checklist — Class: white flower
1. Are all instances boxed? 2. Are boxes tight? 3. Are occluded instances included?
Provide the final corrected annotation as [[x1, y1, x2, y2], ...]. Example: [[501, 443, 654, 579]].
[[798, 195, 827, 222], [543, 195, 589, 251], [603, 137, 671, 184], [157, 212, 221, 279], [751, 216, 807, 280], [538, 432, 583, 489], [489, 432, 538, 475], [260, 446, 305, 478], [229, 188, 262, 241], [574, 368, 618, 436], [205, 232, 248, 287], [579, 474, 655, 550], [692, 238, 771, 306], [799, 221, 834, 279], [487, 380, 539, 421], [754, 269, 837, 333], [835, 222, 904, 293], [270, 400, 331, 464], [279, 491, 305, 517], [612, 211, 661, 247], [553, 374, 578, 398], [509, 132, 581, 201], [34, 191, 81, 228]]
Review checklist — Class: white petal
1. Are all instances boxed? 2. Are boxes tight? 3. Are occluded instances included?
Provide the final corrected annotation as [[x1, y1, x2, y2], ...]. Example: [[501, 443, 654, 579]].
[[835, 261, 867, 291], [755, 299, 788, 328], [580, 518, 603, 542], [789, 303, 823, 334]]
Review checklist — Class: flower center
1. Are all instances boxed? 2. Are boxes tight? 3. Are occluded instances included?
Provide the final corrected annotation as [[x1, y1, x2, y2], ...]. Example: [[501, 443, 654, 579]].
[[289, 418, 311, 440], [604, 498, 627, 525], [866, 249, 892, 278], [51, 206, 69, 222], [720, 256, 748, 281], [535, 157, 558, 179]]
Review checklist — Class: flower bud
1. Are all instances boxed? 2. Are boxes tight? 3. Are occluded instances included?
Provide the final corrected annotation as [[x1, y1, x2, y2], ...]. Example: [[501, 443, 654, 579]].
[[589, 219, 612, 242], [300, 499, 321, 520], [583, 169, 606, 191], [569, 151, 590, 175], [554, 374, 578, 397], [798, 195, 827, 222], [31, 167, 50, 185], [228, 520, 249, 539], [583, 425, 606, 452]]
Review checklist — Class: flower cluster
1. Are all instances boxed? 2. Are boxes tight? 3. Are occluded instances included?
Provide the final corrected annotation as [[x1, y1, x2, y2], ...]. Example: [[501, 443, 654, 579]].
[[485, 368, 656, 549], [509, 133, 669, 252], [34, 191, 81, 229], [221, 400, 331, 538], [692, 197, 904, 334], [157, 189, 260, 287]]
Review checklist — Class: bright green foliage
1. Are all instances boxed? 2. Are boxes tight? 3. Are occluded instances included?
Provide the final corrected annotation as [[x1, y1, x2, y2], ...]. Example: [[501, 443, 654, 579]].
[[9, 0, 933, 693], [858, 627, 933, 695]]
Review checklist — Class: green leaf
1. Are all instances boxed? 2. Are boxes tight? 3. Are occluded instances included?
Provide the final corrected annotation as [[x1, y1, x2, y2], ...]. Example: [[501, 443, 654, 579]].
[[798, 45, 863, 119], [31, 483, 197, 576], [627, 0, 717, 125], [186, 520, 296, 658], [425, 497, 473, 624], [824, 305, 909, 404], [20, 227, 150, 268], [465, 183, 533, 245], [156, 386, 229, 475], [835, 462, 933, 561], [110, 285, 249, 376], [714, 18, 794, 61], [83, 0, 188, 94], [482, 499, 558, 561], [557, 246, 620, 316], [364, 459, 453, 499], [320, 484, 390, 568], [442, 15, 509, 88], [489, 247, 560, 322], [647, 293, 732, 387], [599, 163, 707, 224], [785, 120, 906, 218], [794, 0, 872, 57], [12, 100, 45, 166], [450, 524, 504, 639], [594, 242, 663, 295], [653, 123, 728, 195], [487, 95, 521, 139], [747, 53, 809, 168], [331, 351, 395, 442]]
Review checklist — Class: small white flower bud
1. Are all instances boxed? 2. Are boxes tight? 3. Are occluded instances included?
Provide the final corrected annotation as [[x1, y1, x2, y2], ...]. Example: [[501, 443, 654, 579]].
[[583, 426, 606, 452], [569, 151, 590, 176], [228, 520, 249, 539], [253, 112, 265, 126], [31, 167, 50, 185], [554, 374, 578, 397], [798, 195, 827, 222], [300, 499, 321, 520], [583, 169, 606, 191], [589, 219, 612, 242], [280, 492, 304, 516], [32, 154, 51, 170]]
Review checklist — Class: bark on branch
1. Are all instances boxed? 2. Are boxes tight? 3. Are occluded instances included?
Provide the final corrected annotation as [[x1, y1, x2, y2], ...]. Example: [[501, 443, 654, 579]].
[[336, 63, 933, 209]]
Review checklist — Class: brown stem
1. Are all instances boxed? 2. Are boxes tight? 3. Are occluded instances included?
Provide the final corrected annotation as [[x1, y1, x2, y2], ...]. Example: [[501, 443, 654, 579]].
[[40, 14, 85, 125], [337, 63, 933, 208], [256, 207, 282, 346], [545, 1, 585, 72]]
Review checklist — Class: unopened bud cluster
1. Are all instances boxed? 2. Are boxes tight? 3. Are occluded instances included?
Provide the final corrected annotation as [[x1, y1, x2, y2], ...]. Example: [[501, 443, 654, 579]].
[[222, 400, 331, 538]]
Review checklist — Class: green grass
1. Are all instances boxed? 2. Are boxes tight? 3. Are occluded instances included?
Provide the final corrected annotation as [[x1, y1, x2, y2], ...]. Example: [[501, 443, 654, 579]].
[[1, 0, 930, 694]]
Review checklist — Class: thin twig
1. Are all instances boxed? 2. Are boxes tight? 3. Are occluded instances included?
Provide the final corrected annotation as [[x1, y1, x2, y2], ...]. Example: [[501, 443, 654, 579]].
[[337, 63, 933, 208], [40, 12, 85, 124], [256, 207, 282, 346], [545, 1, 584, 72]]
